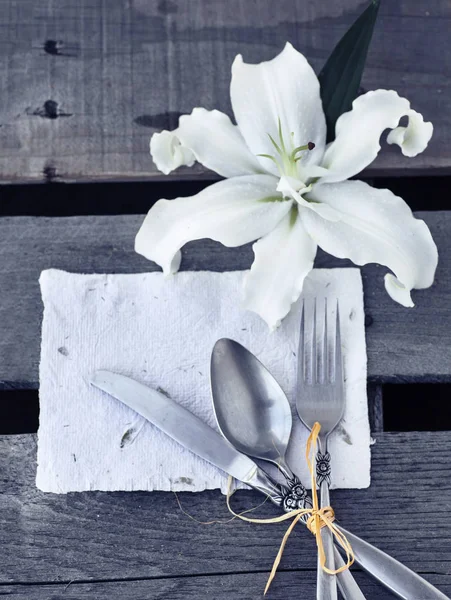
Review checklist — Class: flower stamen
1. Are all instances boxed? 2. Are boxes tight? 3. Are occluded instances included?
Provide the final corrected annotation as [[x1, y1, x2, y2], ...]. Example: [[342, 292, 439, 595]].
[[257, 119, 315, 178], [278, 118, 287, 154], [256, 152, 284, 173], [268, 133, 283, 156], [291, 141, 316, 162]]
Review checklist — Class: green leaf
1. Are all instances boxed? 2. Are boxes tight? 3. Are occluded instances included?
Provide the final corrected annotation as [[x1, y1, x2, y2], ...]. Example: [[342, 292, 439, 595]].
[[319, 0, 380, 143]]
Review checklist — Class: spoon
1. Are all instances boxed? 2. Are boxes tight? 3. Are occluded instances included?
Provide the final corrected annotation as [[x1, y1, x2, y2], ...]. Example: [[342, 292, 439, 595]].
[[210, 337, 298, 484], [210, 337, 367, 600]]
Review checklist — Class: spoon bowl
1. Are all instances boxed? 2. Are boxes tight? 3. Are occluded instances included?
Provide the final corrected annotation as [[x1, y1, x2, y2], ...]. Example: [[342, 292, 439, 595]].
[[210, 338, 293, 478]]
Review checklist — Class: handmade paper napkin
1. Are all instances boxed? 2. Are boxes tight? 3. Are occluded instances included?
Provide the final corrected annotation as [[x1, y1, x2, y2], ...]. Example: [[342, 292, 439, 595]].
[[37, 268, 370, 493]]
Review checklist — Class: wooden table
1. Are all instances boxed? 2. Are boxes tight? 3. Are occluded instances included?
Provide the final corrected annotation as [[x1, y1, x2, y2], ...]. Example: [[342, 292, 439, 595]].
[[1, 1, 451, 598]]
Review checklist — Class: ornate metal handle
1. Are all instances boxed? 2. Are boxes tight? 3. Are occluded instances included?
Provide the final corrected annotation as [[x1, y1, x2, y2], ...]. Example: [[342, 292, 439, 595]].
[[316, 450, 331, 486], [279, 473, 312, 516], [247, 468, 312, 513]]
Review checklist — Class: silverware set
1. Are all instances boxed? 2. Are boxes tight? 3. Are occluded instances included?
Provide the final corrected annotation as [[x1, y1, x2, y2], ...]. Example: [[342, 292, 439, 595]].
[[91, 299, 449, 600]]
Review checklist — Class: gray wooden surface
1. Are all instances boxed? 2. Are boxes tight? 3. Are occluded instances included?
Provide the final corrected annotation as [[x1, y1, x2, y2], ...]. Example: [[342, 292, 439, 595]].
[[3, 574, 451, 600], [0, 0, 449, 183], [1, 3, 450, 599], [1, 211, 450, 389], [1, 431, 450, 598]]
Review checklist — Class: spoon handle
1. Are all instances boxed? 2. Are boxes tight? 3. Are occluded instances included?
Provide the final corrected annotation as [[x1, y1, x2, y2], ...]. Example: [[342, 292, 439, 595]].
[[246, 465, 290, 501]]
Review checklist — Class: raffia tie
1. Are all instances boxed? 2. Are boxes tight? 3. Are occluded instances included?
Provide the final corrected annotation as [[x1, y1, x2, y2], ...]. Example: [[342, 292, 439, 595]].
[[226, 421, 354, 595]]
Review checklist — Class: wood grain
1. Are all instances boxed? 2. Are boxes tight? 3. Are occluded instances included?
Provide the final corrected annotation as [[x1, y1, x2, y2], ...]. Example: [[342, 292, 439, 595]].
[[0, 211, 450, 389], [2, 572, 451, 600], [1, 431, 450, 595], [0, 0, 449, 183]]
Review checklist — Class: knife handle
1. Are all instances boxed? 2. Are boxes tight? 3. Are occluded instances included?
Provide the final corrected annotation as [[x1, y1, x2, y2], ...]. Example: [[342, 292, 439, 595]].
[[336, 525, 450, 600]]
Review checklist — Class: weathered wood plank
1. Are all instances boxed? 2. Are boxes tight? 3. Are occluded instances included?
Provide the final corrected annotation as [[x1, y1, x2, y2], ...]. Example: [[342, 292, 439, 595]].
[[1, 431, 450, 587], [0, 212, 450, 389], [2, 572, 451, 600], [0, 0, 449, 183]]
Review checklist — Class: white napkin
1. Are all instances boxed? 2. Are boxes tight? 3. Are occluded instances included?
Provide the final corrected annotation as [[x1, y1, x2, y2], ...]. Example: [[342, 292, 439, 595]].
[[37, 268, 370, 494]]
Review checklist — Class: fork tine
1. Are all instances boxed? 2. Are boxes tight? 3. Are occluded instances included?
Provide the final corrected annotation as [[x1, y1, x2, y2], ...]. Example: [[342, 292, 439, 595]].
[[322, 297, 328, 383], [298, 300, 305, 383], [334, 300, 344, 385], [296, 297, 345, 434], [311, 298, 317, 384]]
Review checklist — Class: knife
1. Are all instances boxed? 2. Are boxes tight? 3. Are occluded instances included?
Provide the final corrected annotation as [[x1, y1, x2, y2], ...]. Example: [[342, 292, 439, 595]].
[[91, 370, 287, 501], [91, 370, 450, 600]]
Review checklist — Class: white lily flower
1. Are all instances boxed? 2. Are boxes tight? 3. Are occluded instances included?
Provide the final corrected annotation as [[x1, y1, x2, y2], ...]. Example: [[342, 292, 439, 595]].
[[136, 42, 437, 329]]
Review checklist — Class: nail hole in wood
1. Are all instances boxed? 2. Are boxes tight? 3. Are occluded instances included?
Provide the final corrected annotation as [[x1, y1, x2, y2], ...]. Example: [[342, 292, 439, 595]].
[[44, 40, 63, 56]]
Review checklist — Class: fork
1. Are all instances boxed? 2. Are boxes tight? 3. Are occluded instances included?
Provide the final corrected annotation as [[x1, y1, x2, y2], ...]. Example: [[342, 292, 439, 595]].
[[296, 298, 348, 600]]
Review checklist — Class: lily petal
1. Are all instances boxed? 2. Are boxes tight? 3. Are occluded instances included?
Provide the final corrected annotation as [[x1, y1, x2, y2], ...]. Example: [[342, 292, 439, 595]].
[[150, 130, 195, 175], [150, 108, 264, 177], [387, 109, 433, 158], [243, 206, 317, 329], [298, 164, 330, 180], [135, 175, 290, 275], [230, 42, 326, 175], [384, 274, 416, 308], [302, 180, 438, 305], [321, 90, 433, 183]]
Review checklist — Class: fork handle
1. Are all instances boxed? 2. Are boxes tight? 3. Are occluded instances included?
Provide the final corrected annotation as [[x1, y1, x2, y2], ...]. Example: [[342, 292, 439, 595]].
[[318, 479, 338, 600], [282, 475, 366, 599], [334, 549, 367, 599]]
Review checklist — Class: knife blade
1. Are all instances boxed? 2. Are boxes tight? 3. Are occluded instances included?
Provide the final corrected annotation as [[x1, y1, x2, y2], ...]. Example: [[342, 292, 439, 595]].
[[90, 370, 282, 498]]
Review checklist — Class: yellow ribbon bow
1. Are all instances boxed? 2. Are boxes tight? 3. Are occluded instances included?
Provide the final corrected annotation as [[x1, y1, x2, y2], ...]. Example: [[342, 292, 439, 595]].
[[227, 421, 354, 594]]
